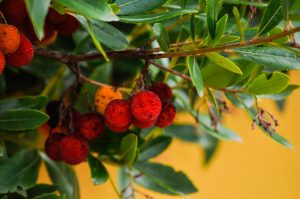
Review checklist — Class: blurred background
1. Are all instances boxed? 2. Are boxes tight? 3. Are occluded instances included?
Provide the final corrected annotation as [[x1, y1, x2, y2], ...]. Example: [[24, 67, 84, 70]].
[[38, 72, 300, 199]]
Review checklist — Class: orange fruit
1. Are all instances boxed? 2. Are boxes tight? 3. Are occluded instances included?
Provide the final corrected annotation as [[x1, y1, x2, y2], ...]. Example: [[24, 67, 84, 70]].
[[94, 86, 123, 114], [0, 24, 20, 54]]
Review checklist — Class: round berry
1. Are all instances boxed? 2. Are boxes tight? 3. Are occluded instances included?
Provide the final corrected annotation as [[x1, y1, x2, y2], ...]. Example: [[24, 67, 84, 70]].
[[0, 51, 5, 74], [132, 118, 156, 129], [78, 113, 104, 140], [53, 14, 80, 36], [6, 35, 34, 67], [105, 99, 132, 132], [149, 82, 173, 104], [0, 0, 27, 26], [60, 134, 89, 165], [45, 133, 65, 161], [106, 123, 130, 133], [47, 8, 66, 24], [94, 86, 123, 115], [155, 104, 176, 128], [0, 24, 20, 54], [130, 91, 162, 122]]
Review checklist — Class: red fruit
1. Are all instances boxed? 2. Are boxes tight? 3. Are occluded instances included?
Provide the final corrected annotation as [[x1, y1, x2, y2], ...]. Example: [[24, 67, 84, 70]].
[[47, 8, 66, 24], [45, 133, 65, 161], [155, 104, 176, 128], [6, 35, 34, 67], [53, 14, 80, 35], [130, 91, 162, 122], [60, 134, 89, 165], [0, 51, 5, 74], [132, 118, 156, 129], [78, 113, 104, 140], [105, 99, 132, 133], [0, 0, 27, 26], [149, 82, 173, 104]]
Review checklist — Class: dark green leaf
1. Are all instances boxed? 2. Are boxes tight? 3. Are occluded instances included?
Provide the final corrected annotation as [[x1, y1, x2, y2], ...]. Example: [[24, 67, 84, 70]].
[[199, 133, 219, 165], [247, 72, 290, 95], [119, 9, 198, 24], [87, 154, 108, 185], [27, 184, 57, 198], [0, 109, 48, 131], [139, 136, 172, 162], [153, 23, 170, 52], [234, 47, 300, 70], [224, 0, 267, 7], [280, 0, 289, 20], [187, 57, 204, 97], [206, 0, 219, 39], [25, 0, 51, 40], [41, 153, 80, 199], [206, 53, 243, 74], [57, 0, 118, 21], [0, 149, 41, 193], [33, 193, 64, 199], [190, 14, 196, 42], [164, 125, 199, 142], [259, 0, 283, 35], [258, 84, 300, 100], [134, 162, 197, 195], [120, 134, 138, 166], [115, 0, 167, 15], [0, 96, 47, 113]]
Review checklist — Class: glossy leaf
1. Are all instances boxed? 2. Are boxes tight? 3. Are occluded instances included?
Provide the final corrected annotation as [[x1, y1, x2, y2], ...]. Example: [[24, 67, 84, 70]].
[[234, 47, 300, 70], [280, 0, 289, 20], [115, 0, 167, 15], [25, 0, 51, 40], [0, 96, 47, 113], [212, 14, 228, 46], [0, 109, 48, 131], [164, 125, 199, 142], [224, 0, 267, 7], [247, 72, 290, 95], [27, 184, 58, 198], [0, 149, 41, 193], [119, 9, 198, 24], [206, 53, 243, 74], [187, 57, 204, 97], [199, 132, 219, 165], [206, 0, 219, 39], [87, 154, 108, 185], [259, 0, 283, 35], [139, 136, 172, 161], [258, 85, 300, 100], [134, 162, 197, 195], [33, 193, 64, 199], [57, 0, 118, 21], [41, 153, 80, 199], [153, 23, 170, 52], [120, 134, 138, 166]]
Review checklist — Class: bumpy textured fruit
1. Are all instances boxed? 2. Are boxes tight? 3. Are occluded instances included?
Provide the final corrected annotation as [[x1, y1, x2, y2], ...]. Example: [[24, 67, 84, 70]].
[[53, 14, 80, 35], [78, 113, 104, 140], [0, 24, 20, 54], [94, 86, 123, 114], [0, 0, 27, 26], [132, 118, 156, 129], [6, 35, 34, 67], [0, 51, 5, 74], [105, 99, 132, 133], [155, 104, 176, 128], [149, 82, 173, 104], [60, 134, 89, 165], [130, 91, 162, 122], [45, 133, 65, 161]]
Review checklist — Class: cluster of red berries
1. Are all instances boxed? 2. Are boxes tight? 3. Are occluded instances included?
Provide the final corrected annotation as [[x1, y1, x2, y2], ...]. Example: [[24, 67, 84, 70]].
[[45, 108, 105, 165], [0, 0, 79, 46], [105, 82, 176, 133], [0, 23, 34, 74]]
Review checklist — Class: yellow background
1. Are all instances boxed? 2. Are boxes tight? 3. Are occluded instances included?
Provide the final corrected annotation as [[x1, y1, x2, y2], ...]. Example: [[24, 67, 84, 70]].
[[39, 74, 300, 199]]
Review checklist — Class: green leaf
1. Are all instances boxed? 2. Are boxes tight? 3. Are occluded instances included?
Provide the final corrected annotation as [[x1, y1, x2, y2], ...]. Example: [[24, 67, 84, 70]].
[[0, 96, 47, 113], [25, 0, 51, 40], [139, 136, 172, 162], [134, 162, 197, 195], [206, 0, 219, 39], [27, 184, 58, 198], [259, 0, 283, 35], [0, 109, 48, 131], [280, 0, 289, 20], [247, 72, 290, 95], [41, 153, 80, 199], [212, 14, 228, 46], [87, 154, 108, 185], [164, 125, 199, 142], [258, 84, 300, 100], [57, 0, 118, 21], [115, 0, 168, 15], [206, 53, 243, 74], [153, 23, 170, 52], [0, 137, 7, 162], [119, 9, 198, 24], [234, 47, 300, 70], [0, 149, 41, 193], [187, 57, 204, 97], [120, 134, 138, 166], [199, 133, 219, 165], [224, 0, 267, 7], [33, 193, 64, 199], [190, 14, 196, 42], [78, 17, 128, 51]]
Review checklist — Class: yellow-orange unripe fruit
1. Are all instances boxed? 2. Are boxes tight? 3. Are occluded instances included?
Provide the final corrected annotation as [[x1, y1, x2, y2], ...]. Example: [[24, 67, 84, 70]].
[[0, 24, 20, 54], [94, 86, 123, 114]]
